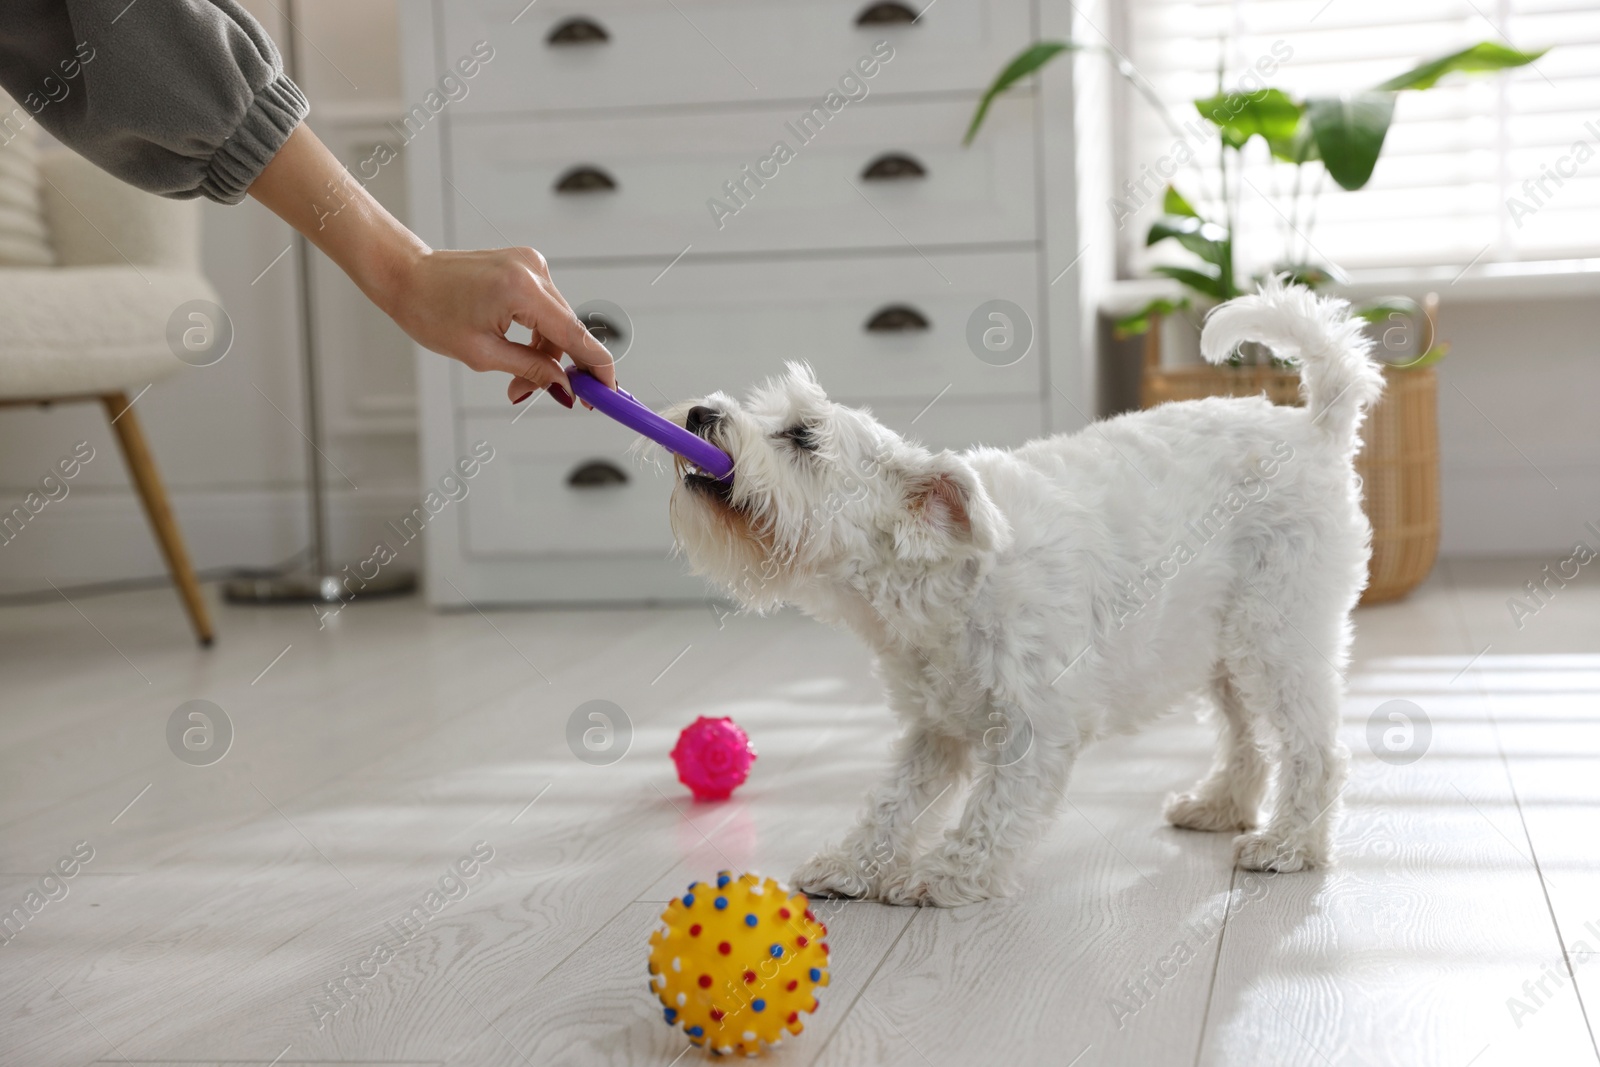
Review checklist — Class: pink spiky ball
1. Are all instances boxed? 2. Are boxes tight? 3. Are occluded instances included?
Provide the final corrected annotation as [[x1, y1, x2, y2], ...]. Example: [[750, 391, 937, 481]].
[[671, 716, 756, 801]]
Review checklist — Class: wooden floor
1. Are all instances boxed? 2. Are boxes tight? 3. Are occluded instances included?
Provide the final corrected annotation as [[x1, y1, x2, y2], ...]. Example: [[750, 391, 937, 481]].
[[3, 558, 1599, 1066]]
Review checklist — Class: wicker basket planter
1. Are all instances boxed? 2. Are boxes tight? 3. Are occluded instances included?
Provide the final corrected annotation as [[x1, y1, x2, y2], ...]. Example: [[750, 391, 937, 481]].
[[1137, 320, 1440, 605]]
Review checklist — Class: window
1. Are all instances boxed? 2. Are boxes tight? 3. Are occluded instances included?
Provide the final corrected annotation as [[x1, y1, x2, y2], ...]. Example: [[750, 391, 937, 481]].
[[1116, 0, 1600, 275]]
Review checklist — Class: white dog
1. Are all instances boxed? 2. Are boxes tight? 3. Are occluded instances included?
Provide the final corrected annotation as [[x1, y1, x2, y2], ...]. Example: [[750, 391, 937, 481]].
[[663, 279, 1383, 906]]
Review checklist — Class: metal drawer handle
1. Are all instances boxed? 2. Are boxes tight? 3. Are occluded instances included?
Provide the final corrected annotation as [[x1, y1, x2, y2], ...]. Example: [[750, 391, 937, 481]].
[[865, 305, 930, 332], [554, 165, 618, 193], [861, 153, 927, 181], [567, 459, 629, 488], [547, 17, 609, 45], [855, 1, 918, 24]]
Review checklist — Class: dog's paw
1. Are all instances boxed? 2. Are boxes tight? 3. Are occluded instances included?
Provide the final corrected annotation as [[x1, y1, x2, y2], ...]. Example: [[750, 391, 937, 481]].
[[1232, 830, 1326, 873], [792, 849, 877, 899], [879, 858, 999, 908], [1164, 790, 1255, 833]]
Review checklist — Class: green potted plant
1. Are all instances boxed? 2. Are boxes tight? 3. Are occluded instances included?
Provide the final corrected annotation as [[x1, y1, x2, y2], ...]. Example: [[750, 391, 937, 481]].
[[968, 40, 1541, 341]]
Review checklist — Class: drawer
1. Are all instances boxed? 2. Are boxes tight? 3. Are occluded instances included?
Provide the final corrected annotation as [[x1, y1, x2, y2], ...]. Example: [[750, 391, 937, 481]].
[[446, 96, 1036, 258], [460, 398, 1042, 559], [439, 0, 1032, 113], [461, 412, 677, 556], [453, 249, 1044, 410]]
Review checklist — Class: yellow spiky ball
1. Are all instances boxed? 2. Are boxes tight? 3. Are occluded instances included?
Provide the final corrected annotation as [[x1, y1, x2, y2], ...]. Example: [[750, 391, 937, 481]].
[[648, 871, 830, 1056]]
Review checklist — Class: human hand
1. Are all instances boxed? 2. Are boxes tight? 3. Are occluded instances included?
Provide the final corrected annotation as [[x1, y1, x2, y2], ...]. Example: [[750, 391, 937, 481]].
[[384, 246, 615, 406], [248, 125, 614, 407]]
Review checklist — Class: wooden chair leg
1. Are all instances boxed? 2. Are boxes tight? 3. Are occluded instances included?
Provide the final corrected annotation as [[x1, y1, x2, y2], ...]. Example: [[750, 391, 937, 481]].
[[101, 392, 215, 646]]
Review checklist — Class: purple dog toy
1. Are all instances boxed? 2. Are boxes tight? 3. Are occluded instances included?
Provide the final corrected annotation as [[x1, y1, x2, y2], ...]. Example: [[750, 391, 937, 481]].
[[565, 370, 735, 483]]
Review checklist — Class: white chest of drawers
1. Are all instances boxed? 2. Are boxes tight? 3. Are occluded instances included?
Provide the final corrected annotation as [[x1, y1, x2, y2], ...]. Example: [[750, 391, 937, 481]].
[[399, 0, 1093, 605]]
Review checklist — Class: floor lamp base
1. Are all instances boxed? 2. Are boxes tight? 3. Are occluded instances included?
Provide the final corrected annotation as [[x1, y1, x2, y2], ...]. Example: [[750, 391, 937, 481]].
[[223, 569, 417, 604]]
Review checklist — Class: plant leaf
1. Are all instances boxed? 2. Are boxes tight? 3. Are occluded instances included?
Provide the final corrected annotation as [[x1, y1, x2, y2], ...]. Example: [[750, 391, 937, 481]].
[[1194, 88, 1303, 150], [1269, 115, 1320, 164], [1163, 185, 1200, 218], [1287, 263, 1344, 287], [1376, 42, 1547, 92], [965, 41, 1082, 144], [1113, 296, 1190, 339], [1151, 264, 1226, 300], [1272, 262, 1345, 289], [1383, 343, 1450, 369], [1307, 92, 1396, 191], [1147, 214, 1231, 268], [1403, 343, 1450, 368]]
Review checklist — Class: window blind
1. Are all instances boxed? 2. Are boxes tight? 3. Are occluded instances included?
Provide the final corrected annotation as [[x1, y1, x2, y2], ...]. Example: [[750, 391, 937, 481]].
[[1117, 0, 1598, 274]]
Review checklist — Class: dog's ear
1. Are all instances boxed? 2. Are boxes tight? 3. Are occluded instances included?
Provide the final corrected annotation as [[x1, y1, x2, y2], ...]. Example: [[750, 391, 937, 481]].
[[893, 452, 1011, 561]]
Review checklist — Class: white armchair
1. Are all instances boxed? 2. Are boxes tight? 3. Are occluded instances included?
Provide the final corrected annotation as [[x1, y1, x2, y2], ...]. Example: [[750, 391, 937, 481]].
[[0, 150, 220, 644]]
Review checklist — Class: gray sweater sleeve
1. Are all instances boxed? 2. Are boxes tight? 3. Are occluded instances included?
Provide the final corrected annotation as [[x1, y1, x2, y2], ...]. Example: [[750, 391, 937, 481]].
[[0, 0, 309, 204]]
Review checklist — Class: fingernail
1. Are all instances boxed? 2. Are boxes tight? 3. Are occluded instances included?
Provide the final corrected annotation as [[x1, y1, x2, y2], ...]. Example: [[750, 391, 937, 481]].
[[548, 383, 575, 409], [512, 391, 533, 405]]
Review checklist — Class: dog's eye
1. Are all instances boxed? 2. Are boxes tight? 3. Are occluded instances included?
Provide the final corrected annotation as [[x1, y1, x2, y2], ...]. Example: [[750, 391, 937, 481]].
[[776, 424, 817, 451]]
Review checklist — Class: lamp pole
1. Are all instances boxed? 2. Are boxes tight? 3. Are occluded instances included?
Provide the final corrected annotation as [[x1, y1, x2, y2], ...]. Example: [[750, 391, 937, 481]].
[[225, 0, 415, 606]]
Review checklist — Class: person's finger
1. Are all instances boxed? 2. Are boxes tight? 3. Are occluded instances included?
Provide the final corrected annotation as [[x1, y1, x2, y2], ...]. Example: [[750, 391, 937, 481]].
[[509, 256, 615, 388], [477, 334, 570, 396], [508, 374, 576, 408], [511, 245, 551, 280], [565, 324, 617, 389], [506, 338, 576, 408], [527, 331, 599, 410], [509, 276, 617, 389]]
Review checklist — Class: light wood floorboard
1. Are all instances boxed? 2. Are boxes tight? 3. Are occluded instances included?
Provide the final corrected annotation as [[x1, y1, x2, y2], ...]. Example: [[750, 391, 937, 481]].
[[2, 558, 1597, 1065]]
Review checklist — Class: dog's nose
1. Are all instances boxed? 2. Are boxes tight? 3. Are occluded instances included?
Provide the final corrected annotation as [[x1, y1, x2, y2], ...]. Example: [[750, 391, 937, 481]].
[[685, 406, 721, 434]]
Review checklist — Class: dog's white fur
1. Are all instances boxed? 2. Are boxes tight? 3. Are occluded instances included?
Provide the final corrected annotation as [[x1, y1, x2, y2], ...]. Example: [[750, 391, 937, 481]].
[[663, 279, 1384, 906]]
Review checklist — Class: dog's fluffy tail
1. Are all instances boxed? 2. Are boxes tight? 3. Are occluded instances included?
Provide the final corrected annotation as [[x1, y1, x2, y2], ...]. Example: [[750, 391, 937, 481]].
[[1200, 275, 1384, 443]]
